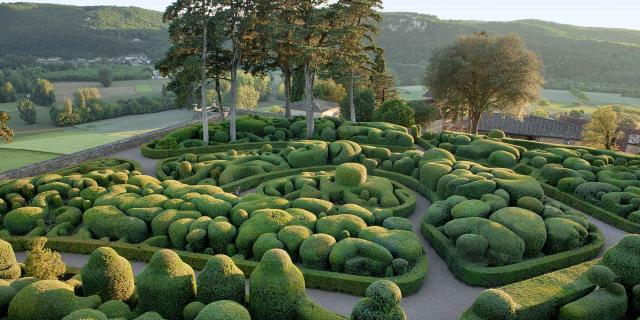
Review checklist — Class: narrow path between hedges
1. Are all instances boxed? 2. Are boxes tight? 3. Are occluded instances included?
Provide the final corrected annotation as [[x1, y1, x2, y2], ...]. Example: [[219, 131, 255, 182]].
[[87, 144, 628, 319]]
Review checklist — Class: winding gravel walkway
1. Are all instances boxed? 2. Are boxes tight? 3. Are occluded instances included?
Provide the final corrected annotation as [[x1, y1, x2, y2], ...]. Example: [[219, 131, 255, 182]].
[[35, 145, 620, 319]]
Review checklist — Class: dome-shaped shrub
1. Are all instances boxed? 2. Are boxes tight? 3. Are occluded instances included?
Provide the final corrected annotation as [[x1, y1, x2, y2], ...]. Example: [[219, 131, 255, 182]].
[[335, 163, 367, 187], [351, 280, 406, 320], [136, 249, 196, 320], [469, 289, 517, 320], [196, 255, 245, 304], [97, 300, 132, 319], [81, 247, 135, 301], [587, 265, 616, 288], [0, 239, 20, 280], [194, 300, 251, 320], [8, 280, 99, 320], [249, 249, 305, 320], [61, 309, 108, 320]]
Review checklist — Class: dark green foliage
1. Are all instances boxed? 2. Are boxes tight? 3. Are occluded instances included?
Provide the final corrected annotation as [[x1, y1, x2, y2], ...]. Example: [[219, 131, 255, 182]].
[[451, 200, 491, 219], [97, 67, 112, 87], [443, 217, 525, 266], [558, 283, 627, 320], [339, 88, 376, 122], [587, 265, 616, 288], [300, 234, 336, 270], [97, 300, 131, 319], [351, 280, 407, 320], [62, 309, 108, 320], [4, 207, 44, 235], [84, 206, 148, 243], [469, 289, 516, 320], [489, 207, 546, 256], [335, 163, 367, 187], [8, 280, 99, 320], [544, 217, 587, 254], [196, 255, 245, 304], [374, 99, 415, 127], [574, 182, 621, 203], [488, 150, 517, 168], [194, 300, 251, 320], [359, 226, 424, 264], [249, 249, 305, 320], [602, 234, 640, 288], [516, 196, 544, 214], [456, 233, 489, 258], [487, 129, 505, 139], [329, 238, 393, 276], [81, 247, 135, 301], [136, 249, 196, 320]]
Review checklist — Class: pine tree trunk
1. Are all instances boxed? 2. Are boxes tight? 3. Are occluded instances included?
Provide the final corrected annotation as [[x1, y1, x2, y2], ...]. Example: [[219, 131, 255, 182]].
[[230, 60, 238, 142], [349, 72, 355, 122], [284, 69, 292, 119], [304, 60, 314, 139], [215, 76, 224, 121], [200, 13, 209, 145]]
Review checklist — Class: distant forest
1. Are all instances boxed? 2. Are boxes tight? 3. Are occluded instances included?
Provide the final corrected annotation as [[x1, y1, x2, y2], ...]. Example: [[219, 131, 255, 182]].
[[2, 4, 640, 96]]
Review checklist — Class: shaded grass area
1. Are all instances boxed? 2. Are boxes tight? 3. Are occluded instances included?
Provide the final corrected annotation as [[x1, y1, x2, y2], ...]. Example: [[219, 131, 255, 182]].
[[0, 149, 64, 172]]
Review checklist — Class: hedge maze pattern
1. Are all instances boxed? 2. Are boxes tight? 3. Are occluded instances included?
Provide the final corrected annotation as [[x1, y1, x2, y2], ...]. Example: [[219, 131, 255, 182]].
[[1, 117, 640, 319]]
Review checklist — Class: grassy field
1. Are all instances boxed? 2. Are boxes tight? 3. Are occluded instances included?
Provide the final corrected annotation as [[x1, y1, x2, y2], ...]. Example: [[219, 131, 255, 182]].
[[1, 79, 190, 173], [397, 86, 640, 115]]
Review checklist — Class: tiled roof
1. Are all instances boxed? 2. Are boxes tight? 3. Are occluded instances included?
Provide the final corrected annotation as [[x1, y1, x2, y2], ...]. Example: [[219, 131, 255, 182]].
[[478, 113, 583, 140], [290, 99, 339, 113]]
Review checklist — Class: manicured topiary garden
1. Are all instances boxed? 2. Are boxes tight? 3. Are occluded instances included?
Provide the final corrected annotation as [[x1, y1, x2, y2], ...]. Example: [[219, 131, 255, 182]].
[[421, 129, 640, 234], [4, 116, 640, 319]]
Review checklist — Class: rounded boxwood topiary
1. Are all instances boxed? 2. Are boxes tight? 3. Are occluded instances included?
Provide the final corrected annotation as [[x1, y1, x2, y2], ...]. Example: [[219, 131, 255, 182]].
[[253, 233, 285, 261], [196, 255, 245, 304], [488, 150, 517, 168], [469, 289, 516, 320], [602, 234, 640, 288], [81, 247, 135, 302], [183, 301, 205, 320], [249, 249, 306, 320], [97, 300, 131, 319], [299, 234, 336, 270], [456, 233, 489, 258], [531, 156, 548, 169], [136, 249, 196, 320], [382, 217, 413, 231], [490, 207, 546, 256], [194, 300, 251, 320], [62, 309, 108, 320], [335, 163, 367, 187], [488, 129, 506, 139], [351, 280, 406, 320], [587, 265, 616, 288], [8, 280, 99, 320], [516, 196, 544, 214], [4, 207, 45, 235], [0, 239, 20, 280], [451, 200, 492, 219]]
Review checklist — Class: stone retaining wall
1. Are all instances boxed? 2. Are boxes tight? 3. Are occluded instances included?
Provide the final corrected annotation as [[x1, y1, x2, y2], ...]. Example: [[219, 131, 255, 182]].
[[0, 120, 197, 180]]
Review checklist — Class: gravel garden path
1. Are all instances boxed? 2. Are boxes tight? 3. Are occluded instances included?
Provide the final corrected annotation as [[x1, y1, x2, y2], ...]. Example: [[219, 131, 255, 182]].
[[13, 145, 626, 320]]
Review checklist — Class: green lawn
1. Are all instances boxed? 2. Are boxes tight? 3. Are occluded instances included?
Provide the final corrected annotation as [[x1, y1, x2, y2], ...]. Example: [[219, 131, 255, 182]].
[[0, 149, 64, 172], [1, 109, 193, 173]]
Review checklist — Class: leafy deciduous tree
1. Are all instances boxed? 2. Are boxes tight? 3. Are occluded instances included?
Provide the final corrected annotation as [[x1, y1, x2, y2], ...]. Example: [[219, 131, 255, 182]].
[[0, 111, 13, 144], [339, 88, 375, 122], [375, 98, 414, 127], [98, 67, 113, 87], [32, 78, 56, 106], [424, 32, 543, 133], [582, 106, 636, 150], [17, 98, 36, 124]]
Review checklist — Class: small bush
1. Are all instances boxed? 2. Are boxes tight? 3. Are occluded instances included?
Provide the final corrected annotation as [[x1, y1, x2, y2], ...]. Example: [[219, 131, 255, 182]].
[[81, 247, 135, 301], [487, 129, 505, 139], [351, 280, 406, 320], [24, 237, 65, 280]]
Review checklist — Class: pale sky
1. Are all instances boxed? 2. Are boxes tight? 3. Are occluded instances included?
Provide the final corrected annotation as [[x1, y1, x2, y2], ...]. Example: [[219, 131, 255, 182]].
[[4, 0, 640, 30]]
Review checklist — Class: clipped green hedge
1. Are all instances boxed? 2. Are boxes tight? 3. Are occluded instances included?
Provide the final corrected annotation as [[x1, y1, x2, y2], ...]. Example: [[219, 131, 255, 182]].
[[460, 260, 598, 320], [142, 139, 415, 159], [1, 235, 427, 297], [541, 182, 640, 234], [420, 220, 604, 287]]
